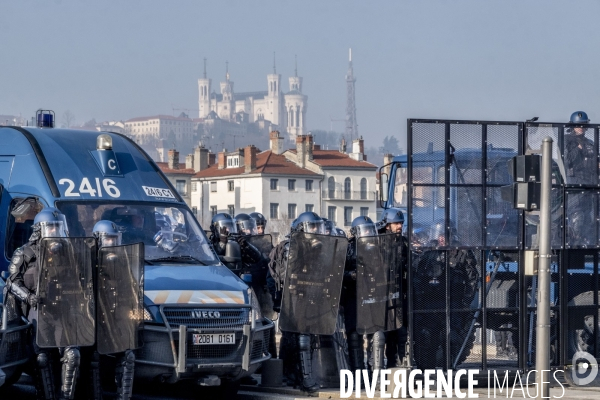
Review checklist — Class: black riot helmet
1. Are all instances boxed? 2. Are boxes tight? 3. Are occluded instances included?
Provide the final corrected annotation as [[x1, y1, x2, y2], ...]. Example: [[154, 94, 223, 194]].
[[291, 212, 325, 234], [379, 208, 405, 233], [249, 212, 267, 234], [570, 111, 590, 124], [210, 213, 237, 239], [234, 213, 258, 236], [350, 216, 378, 238]]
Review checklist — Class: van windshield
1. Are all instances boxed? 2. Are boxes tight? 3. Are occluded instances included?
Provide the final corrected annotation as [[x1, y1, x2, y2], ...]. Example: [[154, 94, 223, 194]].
[[56, 201, 219, 264]]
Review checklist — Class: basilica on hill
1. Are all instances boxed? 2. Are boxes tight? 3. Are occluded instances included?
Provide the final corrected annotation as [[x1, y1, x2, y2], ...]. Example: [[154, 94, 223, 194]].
[[198, 60, 308, 140]]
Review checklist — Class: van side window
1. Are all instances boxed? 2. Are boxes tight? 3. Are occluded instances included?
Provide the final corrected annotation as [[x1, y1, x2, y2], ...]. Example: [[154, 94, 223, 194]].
[[6, 198, 44, 258]]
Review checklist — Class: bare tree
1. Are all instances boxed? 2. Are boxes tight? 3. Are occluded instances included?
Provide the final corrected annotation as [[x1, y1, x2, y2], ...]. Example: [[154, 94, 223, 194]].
[[266, 213, 294, 244], [61, 110, 76, 128]]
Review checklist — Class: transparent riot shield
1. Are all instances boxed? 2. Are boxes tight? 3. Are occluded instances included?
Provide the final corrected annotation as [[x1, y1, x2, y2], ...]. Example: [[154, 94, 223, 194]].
[[355, 234, 403, 335], [279, 232, 347, 335], [96, 243, 144, 355], [37, 237, 96, 348], [246, 234, 273, 256]]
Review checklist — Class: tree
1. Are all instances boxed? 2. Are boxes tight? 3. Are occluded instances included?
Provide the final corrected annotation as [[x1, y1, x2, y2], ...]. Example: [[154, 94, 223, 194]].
[[61, 110, 76, 128], [382, 136, 400, 155]]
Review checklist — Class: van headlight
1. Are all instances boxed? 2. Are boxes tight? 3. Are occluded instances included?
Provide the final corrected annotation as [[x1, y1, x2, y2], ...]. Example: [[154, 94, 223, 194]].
[[249, 288, 262, 321]]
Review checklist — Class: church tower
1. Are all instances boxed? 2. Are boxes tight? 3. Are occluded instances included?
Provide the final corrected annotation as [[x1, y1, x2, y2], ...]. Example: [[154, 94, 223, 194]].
[[198, 58, 212, 118], [284, 56, 307, 139], [266, 53, 282, 126], [219, 62, 235, 121]]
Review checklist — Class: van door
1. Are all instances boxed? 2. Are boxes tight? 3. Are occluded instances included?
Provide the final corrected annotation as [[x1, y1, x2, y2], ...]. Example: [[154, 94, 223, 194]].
[[0, 156, 15, 187]]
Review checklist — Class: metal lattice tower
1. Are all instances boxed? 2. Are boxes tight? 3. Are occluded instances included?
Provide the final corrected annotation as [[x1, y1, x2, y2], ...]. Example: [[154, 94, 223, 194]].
[[345, 48, 358, 140]]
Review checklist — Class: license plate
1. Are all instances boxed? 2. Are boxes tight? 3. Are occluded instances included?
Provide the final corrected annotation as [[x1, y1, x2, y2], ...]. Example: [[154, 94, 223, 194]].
[[192, 333, 235, 345]]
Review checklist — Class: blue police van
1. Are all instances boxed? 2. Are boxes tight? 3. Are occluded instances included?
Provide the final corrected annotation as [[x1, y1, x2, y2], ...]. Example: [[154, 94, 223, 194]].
[[0, 112, 273, 395]]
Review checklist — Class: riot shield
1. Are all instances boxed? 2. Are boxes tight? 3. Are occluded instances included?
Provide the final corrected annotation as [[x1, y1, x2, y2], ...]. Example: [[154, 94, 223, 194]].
[[355, 234, 403, 334], [279, 232, 347, 335], [96, 243, 144, 355], [246, 234, 273, 256], [37, 237, 96, 348]]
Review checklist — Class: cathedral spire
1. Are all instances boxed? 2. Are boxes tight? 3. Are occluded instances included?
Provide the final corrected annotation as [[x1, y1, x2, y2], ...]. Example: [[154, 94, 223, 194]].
[[203, 58, 207, 79], [225, 61, 230, 81], [273, 52, 276, 74], [295, 54, 298, 77]]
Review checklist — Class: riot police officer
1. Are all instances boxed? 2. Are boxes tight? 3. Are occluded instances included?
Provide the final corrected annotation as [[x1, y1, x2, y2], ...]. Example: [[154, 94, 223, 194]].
[[267, 212, 324, 392], [5, 208, 75, 399], [209, 213, 237, 256], [93, 220, 136, 400], [249, 212, 267, 235], [565, 111, 596, 245], [343, 216, 379, 372], [413, 221, 479, 369], [377, 208, 409, 368]]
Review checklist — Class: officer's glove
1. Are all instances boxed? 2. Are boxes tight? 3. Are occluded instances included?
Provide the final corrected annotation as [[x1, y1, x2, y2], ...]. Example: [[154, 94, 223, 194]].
[[27, 293, 39, 308], [219, 227, 229, 244]]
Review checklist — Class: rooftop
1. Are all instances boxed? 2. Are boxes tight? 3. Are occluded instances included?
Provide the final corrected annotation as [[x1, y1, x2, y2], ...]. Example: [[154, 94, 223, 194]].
[[194, 150, 320, 178], [287, 149, 377, 169], [156, 162, 195, 175]]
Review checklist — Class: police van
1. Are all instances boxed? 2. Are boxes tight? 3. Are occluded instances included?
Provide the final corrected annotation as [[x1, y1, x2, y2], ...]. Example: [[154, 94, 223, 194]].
[[0, 112, 273, 395]]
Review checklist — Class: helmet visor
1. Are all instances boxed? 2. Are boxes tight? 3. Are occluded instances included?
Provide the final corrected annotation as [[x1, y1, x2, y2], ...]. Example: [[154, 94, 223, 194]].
[[236, 219, 257, 236], [323, 220, 336, 235], [97, 232, 122, 248], [39, 220, 67, 238], [303, 221, 325, 234], [428, 222, 445, 244], [217, 220, 237, 235], [355, 223, 378, 238]]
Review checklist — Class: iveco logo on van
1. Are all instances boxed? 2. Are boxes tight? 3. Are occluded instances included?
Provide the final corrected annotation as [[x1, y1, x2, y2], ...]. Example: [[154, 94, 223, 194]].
[[191, 310, 221, 319]]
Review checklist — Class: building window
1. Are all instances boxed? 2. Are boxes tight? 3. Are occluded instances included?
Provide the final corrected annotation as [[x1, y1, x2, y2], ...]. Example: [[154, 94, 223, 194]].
[[176, 180, 186, 195], [228, 205, 235, 215], [270, 203, 279, 219], [305, 180, 313, 191], [360, 178, 367, 200], [305, 204, 314, 213], [192, 206, 198, 215], [344, 177, 351, 200], [228, 180, 234, 192], [210, 206, 217, 217], [192, 182, 198, 192], [288, 204, 297, 219], [210, 182, 217, 192], [328, 206, 337, 223], [344, 206, 353, 226], [328, 177, 335, 199], [360, 207, 369, 217], [288, 179, 296, 191], [270, 179, 278, 190]]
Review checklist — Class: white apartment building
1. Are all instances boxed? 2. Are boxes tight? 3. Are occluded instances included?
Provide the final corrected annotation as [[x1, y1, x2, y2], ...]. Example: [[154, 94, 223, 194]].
[[124, 114, 196, 143], [187, 131, 377, 238]]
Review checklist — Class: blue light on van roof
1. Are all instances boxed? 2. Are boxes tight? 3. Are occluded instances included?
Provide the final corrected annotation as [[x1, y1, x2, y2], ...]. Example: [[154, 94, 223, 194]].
[[36, 110, 55, 128]]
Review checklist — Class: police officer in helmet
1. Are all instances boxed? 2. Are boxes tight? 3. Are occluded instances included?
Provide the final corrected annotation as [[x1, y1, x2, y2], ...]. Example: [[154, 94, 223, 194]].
[[93, 220, 136, 400], [413, 220, 479, 369], [565, 111, 596, 245], [267, 212, 324, 392], [343, 216, 378, 372], [377, 208, 409, 368], [249, 212, 267, 235], [6, 208, 78, 399], [209, 213, 237, 256]]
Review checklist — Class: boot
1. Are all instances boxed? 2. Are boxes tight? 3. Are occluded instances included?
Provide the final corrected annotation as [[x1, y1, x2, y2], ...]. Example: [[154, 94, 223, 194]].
[[298, 334, 319, 393], [34, 351, 56, 400], [59, 347, 80, 400], [115, 350, 135, 400]]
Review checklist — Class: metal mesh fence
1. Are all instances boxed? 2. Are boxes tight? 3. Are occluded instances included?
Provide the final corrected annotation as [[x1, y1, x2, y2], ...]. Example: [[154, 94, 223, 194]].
[[406, 119, 600, 372]]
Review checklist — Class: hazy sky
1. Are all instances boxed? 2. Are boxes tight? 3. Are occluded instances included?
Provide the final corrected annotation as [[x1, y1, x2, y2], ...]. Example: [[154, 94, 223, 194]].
[[2, 0, 599, 148]]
